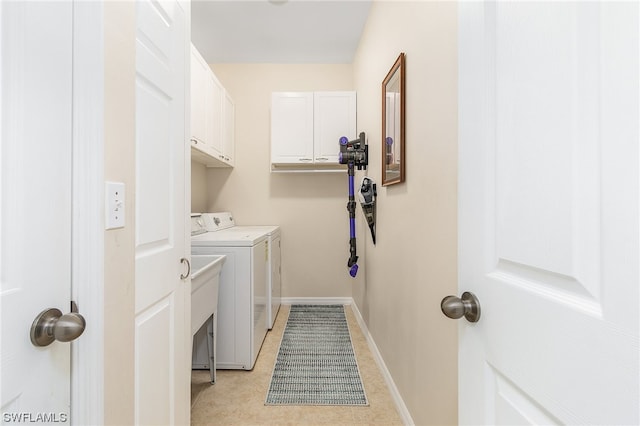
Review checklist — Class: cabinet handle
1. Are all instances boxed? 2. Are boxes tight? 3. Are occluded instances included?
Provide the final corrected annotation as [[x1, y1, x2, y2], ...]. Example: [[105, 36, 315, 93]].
[[191, 139, 198, 144], [299, 158, 313, 162], [315, 157, 329, 161]]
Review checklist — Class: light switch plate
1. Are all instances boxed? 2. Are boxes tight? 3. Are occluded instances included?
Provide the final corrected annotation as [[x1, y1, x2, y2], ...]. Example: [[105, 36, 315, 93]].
[[106, 181, 125, 229]]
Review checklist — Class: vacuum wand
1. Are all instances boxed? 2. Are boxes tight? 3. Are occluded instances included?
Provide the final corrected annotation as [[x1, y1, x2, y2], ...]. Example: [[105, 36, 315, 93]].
[[347, 166, 358, 272], [338, 132, 368, 278]]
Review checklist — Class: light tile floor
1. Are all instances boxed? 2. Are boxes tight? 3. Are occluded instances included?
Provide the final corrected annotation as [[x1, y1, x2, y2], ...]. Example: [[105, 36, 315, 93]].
[[191, 304, 403, 425]]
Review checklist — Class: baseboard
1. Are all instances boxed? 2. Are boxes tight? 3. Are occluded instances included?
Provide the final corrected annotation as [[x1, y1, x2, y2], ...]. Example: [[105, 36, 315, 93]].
[[350, 302, 415, 426], [280, 296, 353, 306]]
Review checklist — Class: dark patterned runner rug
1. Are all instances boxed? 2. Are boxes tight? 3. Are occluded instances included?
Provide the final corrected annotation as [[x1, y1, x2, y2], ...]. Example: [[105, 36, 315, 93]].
[[265, 304, 369, 406]]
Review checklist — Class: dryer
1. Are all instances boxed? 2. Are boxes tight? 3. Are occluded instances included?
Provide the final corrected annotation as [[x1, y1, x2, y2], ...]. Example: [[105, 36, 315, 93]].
[[191, 213, 269, 370], [196, 212, 281, 329], [233, 225, 281, 329]]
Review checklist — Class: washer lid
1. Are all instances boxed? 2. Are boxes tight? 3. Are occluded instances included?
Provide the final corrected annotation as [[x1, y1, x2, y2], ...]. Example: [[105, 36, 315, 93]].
[[191, 228, 268, 247], [233, 225, 280, 237]]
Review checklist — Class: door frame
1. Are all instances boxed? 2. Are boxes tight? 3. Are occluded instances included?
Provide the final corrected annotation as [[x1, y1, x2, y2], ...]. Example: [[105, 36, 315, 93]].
[[71, 2, 105, 425]]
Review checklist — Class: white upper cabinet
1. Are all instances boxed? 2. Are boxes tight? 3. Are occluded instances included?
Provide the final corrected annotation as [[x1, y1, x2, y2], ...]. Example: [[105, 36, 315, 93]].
[[271, 91, 356, 171], [313, 92, 357, 163], [190, 44, 234, 168], [222, 91, 235, 166]]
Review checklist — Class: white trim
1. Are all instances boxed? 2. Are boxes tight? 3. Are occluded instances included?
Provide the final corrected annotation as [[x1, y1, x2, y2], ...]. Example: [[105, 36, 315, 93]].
[[280, 296, 353, 306], [350, 302, 415, 426], [71, 2, 105, 425]]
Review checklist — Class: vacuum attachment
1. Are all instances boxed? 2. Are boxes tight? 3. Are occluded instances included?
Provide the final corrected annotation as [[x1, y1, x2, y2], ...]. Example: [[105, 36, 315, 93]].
[[358, 177, 376, 244]]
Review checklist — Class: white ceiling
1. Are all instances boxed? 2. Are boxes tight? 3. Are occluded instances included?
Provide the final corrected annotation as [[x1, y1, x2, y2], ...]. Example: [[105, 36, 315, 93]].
[[191, 0, 372, 64]]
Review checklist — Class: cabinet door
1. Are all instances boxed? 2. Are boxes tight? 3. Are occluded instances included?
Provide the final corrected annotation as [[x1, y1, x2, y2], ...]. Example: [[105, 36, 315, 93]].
[[190, 46, 207, 146], [314, 91, 356, 163], [223, 90, 235, 166], [271, 92, 314, 164], [207, 72, 224, 158]]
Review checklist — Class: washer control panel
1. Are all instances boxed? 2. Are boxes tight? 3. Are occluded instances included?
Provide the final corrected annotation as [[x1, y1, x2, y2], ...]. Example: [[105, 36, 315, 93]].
[[190, 214, 207, 236]]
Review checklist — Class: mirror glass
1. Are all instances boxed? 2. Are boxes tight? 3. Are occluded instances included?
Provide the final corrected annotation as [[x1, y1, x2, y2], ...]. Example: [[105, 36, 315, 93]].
[[382, 53, 405, 186]]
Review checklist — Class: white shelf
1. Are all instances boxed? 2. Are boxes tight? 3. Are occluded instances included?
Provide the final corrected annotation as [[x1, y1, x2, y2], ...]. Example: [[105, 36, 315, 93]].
[[270, 163, 347, 173]]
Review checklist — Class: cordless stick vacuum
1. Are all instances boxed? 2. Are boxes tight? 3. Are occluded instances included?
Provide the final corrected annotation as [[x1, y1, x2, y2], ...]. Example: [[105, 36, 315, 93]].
[[338, 132, 368, 277]]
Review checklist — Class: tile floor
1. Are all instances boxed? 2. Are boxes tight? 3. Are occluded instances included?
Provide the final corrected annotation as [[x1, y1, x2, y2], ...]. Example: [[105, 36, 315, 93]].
[[191, 304, 403, 425]]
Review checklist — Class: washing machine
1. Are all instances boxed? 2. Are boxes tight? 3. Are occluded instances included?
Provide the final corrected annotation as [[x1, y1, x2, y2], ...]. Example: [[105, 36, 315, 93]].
[[191, 212, 270, 370]]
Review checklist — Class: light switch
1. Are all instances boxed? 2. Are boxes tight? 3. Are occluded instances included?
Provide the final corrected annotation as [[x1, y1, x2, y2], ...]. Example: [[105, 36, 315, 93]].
[[106, 181, 125, 229]]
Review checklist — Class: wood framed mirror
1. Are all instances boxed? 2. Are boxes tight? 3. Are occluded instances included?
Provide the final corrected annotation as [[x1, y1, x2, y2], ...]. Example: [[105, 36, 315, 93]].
[[381, 52, 405, 186]]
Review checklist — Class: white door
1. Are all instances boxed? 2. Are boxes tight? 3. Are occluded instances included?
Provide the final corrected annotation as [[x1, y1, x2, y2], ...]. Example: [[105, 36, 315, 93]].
[[0, 1, 74, 421], [457, 2, 639, 425], [135, 0, 190, 424]]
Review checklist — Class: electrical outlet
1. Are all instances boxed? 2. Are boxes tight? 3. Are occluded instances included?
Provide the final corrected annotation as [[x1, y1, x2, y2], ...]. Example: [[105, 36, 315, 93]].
[[106, 181, 125, 229]]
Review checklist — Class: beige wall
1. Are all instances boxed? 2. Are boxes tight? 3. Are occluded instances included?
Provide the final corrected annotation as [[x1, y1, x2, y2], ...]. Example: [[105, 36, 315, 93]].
[[352, 2, 458, 425], [99, 2, 459, 424], [195, 64, 359, 298], [103, 2, 135, 424], [188, 3, 459, 424], [191, 161, 209, 213]]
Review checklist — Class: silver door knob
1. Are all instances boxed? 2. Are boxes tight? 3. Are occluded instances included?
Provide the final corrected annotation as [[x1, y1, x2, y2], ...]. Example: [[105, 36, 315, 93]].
[[30, 308, 86, 347], [440, 292, 481, 323]]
